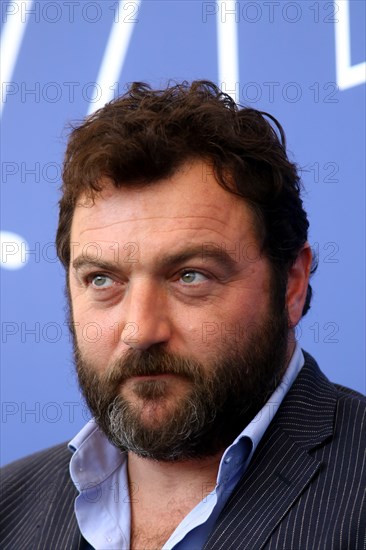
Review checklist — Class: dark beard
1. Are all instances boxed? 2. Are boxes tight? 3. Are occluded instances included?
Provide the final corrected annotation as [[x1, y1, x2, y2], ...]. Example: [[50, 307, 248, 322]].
[[75, 307, 289, 462]]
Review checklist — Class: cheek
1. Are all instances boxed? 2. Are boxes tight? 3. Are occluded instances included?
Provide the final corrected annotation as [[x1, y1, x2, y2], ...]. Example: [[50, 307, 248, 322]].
[[72, 301, 121, 369], [177, 296, 262, 356]]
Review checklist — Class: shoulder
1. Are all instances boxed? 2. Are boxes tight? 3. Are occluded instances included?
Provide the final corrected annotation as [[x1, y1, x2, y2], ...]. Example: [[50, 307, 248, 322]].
[[333, 380, 366, 402], [1, 442, 74, 512], [1, 442, 71, 482], [332, 380, 366, 444], [1, 444, 81, 549], [300, 350, 366, 442], [302, 349, 366, 400], [276, 350, 366, 449], [333, 379, 366, 420]]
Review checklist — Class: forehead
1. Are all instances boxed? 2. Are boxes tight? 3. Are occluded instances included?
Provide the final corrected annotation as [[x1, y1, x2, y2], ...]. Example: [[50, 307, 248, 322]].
[[70, 160, 258, 250]]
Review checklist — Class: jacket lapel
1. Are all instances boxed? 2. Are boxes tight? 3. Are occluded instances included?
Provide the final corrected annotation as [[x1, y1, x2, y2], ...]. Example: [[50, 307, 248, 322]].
[[204, 352, 337, 550]]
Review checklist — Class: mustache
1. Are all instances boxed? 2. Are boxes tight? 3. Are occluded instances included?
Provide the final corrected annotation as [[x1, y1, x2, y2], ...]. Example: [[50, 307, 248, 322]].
[[94, 346, 205, 388]]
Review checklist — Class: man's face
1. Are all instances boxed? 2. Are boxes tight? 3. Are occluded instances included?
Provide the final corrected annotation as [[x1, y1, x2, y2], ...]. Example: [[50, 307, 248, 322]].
[[69, 160, 290, 460]]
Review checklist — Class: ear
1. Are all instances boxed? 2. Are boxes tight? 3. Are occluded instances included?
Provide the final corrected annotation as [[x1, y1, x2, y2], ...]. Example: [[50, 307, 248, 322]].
[[286, 243, 313, 328]]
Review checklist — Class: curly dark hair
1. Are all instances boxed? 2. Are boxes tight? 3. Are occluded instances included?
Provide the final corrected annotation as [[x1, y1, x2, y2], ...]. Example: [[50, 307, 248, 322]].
[[57, 80, 317, 316]]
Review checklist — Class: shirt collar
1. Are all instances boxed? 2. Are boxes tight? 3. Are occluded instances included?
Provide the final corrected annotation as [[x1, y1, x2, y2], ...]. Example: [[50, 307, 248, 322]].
[[69, 420, 126, 489]]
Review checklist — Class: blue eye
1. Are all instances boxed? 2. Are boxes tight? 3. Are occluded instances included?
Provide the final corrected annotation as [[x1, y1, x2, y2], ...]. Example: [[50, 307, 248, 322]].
[[180, 271, 207, 284], [90, 274, 113, 288]]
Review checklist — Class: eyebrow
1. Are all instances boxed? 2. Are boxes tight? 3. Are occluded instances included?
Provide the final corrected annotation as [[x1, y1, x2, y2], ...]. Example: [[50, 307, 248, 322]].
[[159, 245, 238, 271], [71, 244, 238, 273], [72, 257, 121, 272]]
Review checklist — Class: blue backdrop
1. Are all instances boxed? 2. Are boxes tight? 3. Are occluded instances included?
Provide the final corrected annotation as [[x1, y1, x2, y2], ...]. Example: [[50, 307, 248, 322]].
[[1, 0, 365, 466]]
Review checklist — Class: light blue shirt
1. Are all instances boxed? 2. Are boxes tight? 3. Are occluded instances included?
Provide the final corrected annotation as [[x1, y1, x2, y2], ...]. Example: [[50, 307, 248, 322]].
[[69, 344, 304, 549]]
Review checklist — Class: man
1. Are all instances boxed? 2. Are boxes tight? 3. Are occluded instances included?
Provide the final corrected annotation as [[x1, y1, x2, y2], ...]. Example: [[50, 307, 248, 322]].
[[1, 81, 365, 549]]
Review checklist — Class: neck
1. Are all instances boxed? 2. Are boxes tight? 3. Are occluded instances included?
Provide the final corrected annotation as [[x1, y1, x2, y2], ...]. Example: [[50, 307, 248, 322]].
[[127, 450, 223, 502]]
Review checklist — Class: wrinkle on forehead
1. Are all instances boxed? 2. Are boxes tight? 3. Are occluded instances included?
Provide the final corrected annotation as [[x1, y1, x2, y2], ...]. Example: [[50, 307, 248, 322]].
[[76, 214, 231, 238]]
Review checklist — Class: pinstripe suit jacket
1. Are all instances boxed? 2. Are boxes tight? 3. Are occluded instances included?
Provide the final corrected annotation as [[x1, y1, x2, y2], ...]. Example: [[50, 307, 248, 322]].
[[1, 352, 365, 550]]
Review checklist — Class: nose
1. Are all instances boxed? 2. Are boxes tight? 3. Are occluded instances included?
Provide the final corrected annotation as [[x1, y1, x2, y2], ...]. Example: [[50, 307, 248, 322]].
[[120, 280, 171, 350]]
